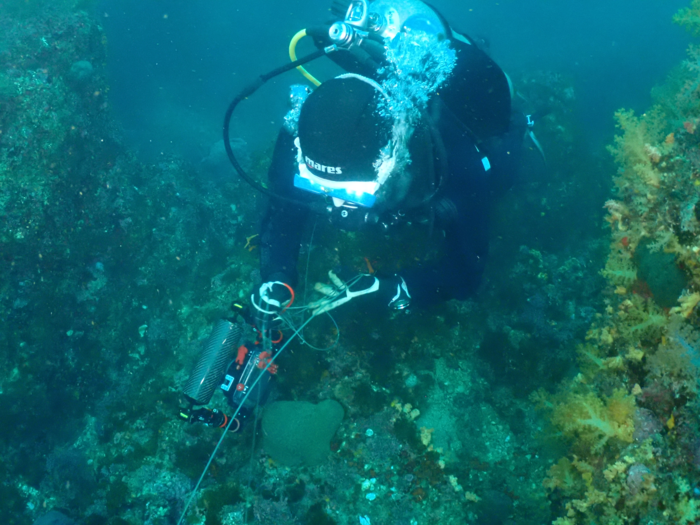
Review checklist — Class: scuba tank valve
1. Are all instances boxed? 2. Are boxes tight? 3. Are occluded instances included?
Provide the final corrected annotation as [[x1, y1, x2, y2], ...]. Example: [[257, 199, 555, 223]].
[[329, 0, 370, 47], [327, 0, 448, 48]]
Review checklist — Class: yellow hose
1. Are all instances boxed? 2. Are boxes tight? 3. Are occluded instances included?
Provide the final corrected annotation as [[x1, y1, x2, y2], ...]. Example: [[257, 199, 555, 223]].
[[289, 29, 322, 86]]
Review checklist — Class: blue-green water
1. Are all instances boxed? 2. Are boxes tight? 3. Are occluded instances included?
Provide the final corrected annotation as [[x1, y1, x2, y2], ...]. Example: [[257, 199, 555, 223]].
[[101, 0, 689, 158], [0, 1, 697, 524]]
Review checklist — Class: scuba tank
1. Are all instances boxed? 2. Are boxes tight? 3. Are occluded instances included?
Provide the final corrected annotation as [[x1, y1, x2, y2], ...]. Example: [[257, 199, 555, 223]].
[[329, 0, 448, 43], [311, 0, 512, 141], [223, 0, 513, 210], [336, 0, 447, 41]]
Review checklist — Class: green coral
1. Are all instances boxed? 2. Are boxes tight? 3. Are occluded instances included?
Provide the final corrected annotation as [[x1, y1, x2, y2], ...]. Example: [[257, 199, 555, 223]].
[[674, 0, 700, 36], [635, 242, 687, 308]]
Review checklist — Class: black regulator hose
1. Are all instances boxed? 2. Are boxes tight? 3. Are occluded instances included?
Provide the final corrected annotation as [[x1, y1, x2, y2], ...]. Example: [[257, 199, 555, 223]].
[[223, 47, 333, 207], [223, 43, 447, 209]]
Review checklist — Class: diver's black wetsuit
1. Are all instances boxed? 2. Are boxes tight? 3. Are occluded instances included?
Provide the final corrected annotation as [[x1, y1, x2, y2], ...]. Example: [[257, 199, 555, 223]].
[[258, 105, 524, 308]]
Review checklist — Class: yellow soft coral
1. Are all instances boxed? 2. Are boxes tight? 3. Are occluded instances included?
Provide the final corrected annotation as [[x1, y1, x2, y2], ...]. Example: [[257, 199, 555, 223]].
[[601, 251, 637, 287], [608, 109, 668, 191], [544, 458, 580, 494], [616, 295, 667, 342], [671, 290, 700, 318], [550, 389, 635, 454]]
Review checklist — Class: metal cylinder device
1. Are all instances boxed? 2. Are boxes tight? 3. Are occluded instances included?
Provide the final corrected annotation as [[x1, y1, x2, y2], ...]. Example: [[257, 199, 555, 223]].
[[183, 319, 244, 405], [323, 0, 511, 139], [328, 0, 446, 48], [329, 22, 356, 47], [366, 0, 447, 40]]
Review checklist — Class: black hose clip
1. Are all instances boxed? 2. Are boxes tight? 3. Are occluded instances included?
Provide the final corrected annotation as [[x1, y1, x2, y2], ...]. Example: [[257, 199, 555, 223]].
[[178, 406, 241, 432]]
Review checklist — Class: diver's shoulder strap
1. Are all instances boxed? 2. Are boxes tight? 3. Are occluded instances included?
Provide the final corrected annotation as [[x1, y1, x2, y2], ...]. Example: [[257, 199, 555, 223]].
[[425, 2, 512, 140]]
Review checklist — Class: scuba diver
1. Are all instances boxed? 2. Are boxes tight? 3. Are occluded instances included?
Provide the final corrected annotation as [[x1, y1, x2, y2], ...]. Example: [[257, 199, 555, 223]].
[[180, 0, 535, 435], [175, 4, 539, 522], [253, 0, 529, 321]]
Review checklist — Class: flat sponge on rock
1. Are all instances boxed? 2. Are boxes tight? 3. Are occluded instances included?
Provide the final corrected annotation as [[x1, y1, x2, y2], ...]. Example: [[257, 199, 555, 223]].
[[262, 399, 344, 466]]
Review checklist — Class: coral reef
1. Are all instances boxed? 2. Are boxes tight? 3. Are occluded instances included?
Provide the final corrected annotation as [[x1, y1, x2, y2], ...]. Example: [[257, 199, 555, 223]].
[[3, 1, 684, 524], [534, 4, 700, 523]]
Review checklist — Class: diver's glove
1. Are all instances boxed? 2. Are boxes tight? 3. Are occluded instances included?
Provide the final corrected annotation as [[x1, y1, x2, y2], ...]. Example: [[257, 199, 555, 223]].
[[309, 270, 411, 316], [251, 281, 295, 327]]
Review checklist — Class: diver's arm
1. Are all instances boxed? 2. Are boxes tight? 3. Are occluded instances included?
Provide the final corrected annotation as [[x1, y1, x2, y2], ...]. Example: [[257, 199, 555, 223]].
[[259, 129, 311, 287], [399, 128, 492, 307], [399, 208, 488, 307]]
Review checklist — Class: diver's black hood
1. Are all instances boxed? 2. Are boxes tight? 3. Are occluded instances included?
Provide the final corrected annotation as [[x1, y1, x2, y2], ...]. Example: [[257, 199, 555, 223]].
[[297, 76, 391, 182]]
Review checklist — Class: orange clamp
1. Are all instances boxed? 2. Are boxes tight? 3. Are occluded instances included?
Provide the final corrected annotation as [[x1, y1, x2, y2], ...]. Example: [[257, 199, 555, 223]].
[[236, 345, 249, 365], [256, 351, 278, 374], [280, 283, 295, 312]]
